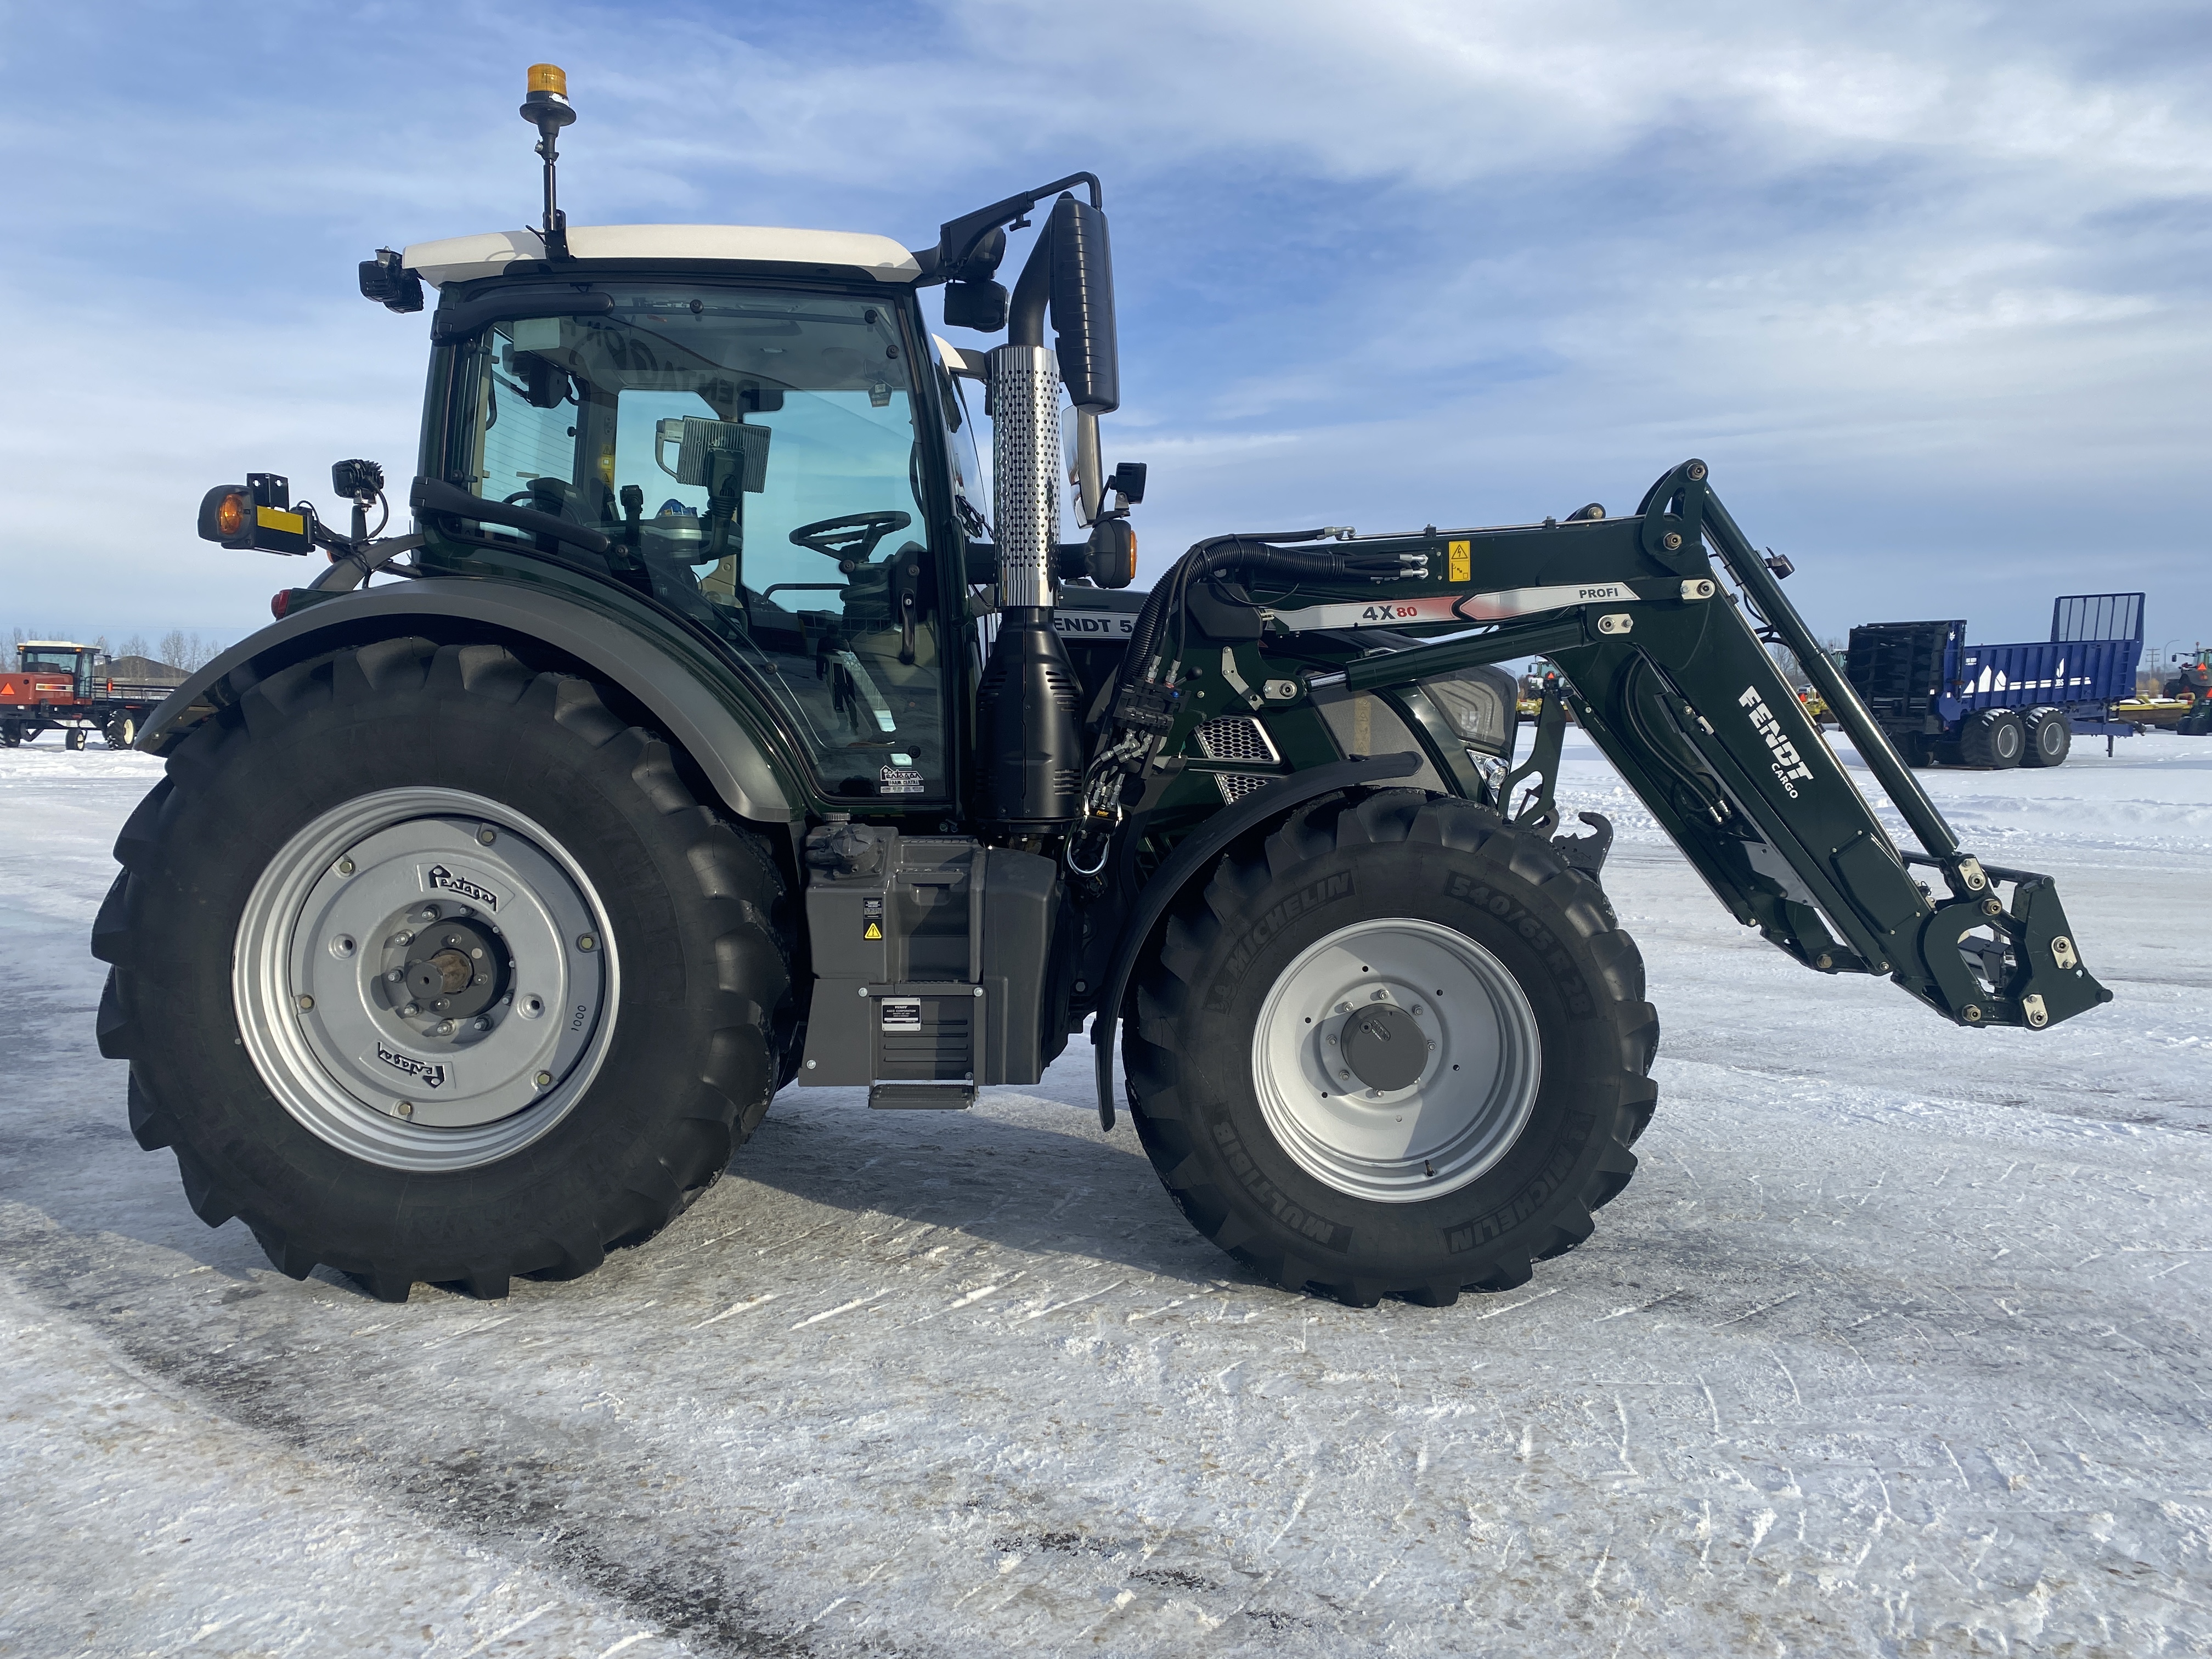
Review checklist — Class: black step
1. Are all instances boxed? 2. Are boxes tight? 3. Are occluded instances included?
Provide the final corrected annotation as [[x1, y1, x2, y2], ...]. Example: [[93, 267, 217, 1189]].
[[868, 1082, 977, 1110]]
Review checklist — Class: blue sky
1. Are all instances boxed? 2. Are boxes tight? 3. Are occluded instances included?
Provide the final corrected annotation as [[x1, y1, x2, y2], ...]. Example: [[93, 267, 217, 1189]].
[[3, 1, 2207, 661]]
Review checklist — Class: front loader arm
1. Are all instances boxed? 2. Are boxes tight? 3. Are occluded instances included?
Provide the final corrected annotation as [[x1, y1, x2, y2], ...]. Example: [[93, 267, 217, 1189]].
[[1201, 462, 2110, 1031]]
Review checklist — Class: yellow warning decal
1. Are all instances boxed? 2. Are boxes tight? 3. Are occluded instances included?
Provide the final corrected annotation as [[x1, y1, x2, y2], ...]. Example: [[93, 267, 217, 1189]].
[[256, 505, 306, 536], [1448, 540, 1471, 583], [863, 921, 883, 940]]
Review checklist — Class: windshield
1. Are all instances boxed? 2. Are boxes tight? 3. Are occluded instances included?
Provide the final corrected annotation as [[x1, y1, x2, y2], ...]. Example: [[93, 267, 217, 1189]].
[[20, 650, 84, 672], [446, 286, 949, 802]]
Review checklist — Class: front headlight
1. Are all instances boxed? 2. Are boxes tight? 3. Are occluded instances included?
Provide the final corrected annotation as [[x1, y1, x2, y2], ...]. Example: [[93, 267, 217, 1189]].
[[1418, 664, 1517, 759]]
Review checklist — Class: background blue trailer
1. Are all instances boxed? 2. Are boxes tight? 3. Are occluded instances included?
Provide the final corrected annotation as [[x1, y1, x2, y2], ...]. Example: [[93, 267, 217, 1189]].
[[1843, 592, 2142, 769]]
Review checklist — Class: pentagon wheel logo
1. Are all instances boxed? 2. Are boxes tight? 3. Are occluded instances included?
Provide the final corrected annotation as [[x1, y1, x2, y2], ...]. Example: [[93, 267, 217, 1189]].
[[426, 864, 499, 910], [376, 1041, 448, 1090]]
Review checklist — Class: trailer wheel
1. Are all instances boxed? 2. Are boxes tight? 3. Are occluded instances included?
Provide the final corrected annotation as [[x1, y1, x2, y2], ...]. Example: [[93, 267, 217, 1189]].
[[92, 639, 792, 1301], [1124, 790, 1657, 1308], [105, 715, 137, 749], [65, 727, 87, 751], [2023, 707, 2070, 768], [0, 723, 18, 748], [1959, 708, 2024, 769]]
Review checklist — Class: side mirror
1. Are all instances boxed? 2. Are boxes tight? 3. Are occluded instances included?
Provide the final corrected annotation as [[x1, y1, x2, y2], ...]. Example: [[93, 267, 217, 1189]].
[[1046, 195, 1118, 413], [944, 279, 1009, 332], [197, 472, 315, 555]]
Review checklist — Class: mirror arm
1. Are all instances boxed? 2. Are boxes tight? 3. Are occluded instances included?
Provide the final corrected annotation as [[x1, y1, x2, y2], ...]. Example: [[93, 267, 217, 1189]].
[[1006, 222, 1053, 348], [1072, 408, 1104, 527]]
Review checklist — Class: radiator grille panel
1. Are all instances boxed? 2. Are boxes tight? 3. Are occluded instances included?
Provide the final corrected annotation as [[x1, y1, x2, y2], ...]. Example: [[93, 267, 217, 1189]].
[[1193, 716, 1279, 765]]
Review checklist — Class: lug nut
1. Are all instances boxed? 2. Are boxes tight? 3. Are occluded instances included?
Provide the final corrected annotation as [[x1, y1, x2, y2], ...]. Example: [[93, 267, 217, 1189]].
[[444, 934, 460, 947], [1370, 989, 1387, 1001], [392, 931, 414, 947], [401, 1002, 420, 1017], [470, 947, 484, 960], [1410, 1003, 1425, 1015], [295, 994, 314, 1011], [336, 857, 356, 876], [471, 1018, 490, 1032], [386, 968, 404, 983], [394, 1100, 414, 1118], [419, 906, 438, 922], [435, 1019, 455, 1036], [576, 933, 597, 952], [535, 1071, 554, 1088], [477, 826, 496, 845]]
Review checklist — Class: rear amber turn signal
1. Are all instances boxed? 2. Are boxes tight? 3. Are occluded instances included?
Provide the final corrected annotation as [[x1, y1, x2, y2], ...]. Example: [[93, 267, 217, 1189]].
[[216, 492, 246, 538]]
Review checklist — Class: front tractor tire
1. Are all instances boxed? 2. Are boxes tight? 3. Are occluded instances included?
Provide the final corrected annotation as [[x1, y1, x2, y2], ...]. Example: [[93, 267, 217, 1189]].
[[1125, 791, 1657, 1308], [93, 639, 792, 1301]]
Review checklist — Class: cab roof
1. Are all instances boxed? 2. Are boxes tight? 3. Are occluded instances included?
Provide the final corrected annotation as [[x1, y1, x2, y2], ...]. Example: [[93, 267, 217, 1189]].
[[20, 640, 92, 651], [402, 225, 923, 289]]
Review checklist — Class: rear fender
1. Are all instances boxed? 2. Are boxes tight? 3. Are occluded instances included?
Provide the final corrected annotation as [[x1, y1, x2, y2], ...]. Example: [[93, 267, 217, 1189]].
[[137, 578, 795, 823]]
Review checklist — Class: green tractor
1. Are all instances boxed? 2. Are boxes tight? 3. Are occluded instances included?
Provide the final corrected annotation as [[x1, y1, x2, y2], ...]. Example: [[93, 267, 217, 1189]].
[[94, 67, 2109, 1306]]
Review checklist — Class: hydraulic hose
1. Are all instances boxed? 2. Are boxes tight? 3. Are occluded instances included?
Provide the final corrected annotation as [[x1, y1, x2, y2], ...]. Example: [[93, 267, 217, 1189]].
[[1116, 533, 1420, 691]]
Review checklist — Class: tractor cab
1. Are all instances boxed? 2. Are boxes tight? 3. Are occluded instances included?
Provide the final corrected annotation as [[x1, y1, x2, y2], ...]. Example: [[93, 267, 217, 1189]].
[[13, 641, 99, 701], [400, 233, 974, 801]]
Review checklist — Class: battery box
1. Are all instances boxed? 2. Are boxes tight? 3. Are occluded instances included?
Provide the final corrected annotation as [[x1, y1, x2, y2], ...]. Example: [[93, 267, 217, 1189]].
[[798, 827, 1059, 1101]]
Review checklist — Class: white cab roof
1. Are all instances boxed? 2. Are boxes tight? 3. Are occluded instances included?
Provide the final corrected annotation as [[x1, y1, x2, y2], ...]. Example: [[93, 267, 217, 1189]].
[[402, 225, 922, 288]]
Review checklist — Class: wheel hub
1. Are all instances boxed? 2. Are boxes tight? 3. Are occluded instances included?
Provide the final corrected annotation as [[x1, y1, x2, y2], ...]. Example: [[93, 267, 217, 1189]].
[[235, 787, 619, 1171], [1251, 917, 1542, 1203], [1340, 1001, 1426, 1092]]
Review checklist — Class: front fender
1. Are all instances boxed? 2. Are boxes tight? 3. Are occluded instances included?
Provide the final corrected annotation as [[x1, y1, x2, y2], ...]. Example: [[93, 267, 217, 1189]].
[[139, 577, 795, 823]]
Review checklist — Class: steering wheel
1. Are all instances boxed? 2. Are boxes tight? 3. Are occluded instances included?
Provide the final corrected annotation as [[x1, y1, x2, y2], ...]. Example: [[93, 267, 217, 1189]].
[[503, 482, 579, 518], [789, 511, 912, 571]]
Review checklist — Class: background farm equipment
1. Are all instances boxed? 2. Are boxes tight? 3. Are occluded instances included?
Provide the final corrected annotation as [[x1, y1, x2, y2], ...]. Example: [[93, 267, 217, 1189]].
[[1, 642, 185, 749], [1843, 593, 2152, 767]]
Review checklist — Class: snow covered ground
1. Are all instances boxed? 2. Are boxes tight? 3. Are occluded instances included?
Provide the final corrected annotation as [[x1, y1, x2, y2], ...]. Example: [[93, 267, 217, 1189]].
[[3, 730, 2208, 1657]]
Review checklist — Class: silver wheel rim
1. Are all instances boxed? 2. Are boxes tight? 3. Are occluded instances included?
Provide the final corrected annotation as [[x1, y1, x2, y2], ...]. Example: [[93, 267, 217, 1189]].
[[234, 787, 618, 1173], [1251, 917, 1542, 1203]]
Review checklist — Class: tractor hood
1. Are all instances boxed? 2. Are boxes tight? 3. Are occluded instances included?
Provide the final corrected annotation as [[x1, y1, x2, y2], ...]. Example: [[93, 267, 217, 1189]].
[[401, 225, 924, 289]]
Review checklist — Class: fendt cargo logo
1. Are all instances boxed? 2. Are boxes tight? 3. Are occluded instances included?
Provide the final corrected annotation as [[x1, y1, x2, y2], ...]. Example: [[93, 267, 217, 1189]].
[[1739, 686, 1816, 799], [375, 1042, 448, 1089], [426, 865, 498, 910]]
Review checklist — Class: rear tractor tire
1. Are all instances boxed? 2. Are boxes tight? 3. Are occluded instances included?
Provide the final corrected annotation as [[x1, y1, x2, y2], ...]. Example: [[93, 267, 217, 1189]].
[[2022, 706, 2070, 768], [1958, 708, 2024, 769], [92, 639, 793, 1301], [1124, 789, 1658, 1308]]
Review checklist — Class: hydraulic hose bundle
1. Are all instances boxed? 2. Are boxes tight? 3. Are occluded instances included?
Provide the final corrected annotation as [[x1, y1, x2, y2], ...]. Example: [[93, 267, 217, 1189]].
[[1065, 532, 1430, 873]]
